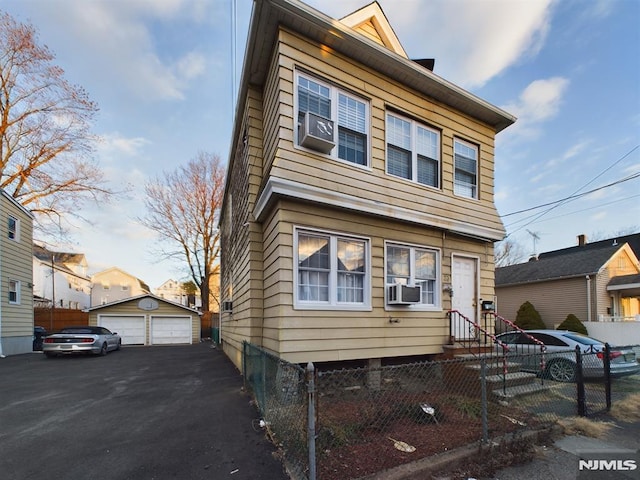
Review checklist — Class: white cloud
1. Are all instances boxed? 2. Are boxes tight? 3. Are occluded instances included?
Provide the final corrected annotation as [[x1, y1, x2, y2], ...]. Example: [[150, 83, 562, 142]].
[[502, 77, 570, 139], [304, 0, 555, 88], [98, 133, 150, 158], [17, 0, 212, 102]]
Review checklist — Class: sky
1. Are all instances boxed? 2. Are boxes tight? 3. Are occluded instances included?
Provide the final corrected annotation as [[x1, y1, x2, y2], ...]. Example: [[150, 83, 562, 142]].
[[1, 0, 639, 287]]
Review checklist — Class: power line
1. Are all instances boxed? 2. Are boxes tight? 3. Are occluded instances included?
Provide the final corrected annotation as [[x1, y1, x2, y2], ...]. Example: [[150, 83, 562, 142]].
[[507, 194, 640, 227], [502, 170, 640, 218], [505, 145, 639, 236]]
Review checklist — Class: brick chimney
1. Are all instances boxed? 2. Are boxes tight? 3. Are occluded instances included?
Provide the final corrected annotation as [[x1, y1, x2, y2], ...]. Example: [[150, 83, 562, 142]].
[[577, 234, 587, 246]]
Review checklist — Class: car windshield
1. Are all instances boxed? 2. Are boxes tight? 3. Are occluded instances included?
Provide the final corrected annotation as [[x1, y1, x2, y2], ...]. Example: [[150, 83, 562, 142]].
[[60, 327, 98, 334], [562, 333, 602, 346]]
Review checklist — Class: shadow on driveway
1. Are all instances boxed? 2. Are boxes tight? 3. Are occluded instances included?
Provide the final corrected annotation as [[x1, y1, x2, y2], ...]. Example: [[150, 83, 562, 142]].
[[0, 342, 290, 480]]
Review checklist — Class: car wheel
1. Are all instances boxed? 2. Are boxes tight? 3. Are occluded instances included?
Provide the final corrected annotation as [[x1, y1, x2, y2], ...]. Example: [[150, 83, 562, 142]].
[[547, 359, 576, 382], [116, 340, 121, 351], [100, 342, 108, 356]]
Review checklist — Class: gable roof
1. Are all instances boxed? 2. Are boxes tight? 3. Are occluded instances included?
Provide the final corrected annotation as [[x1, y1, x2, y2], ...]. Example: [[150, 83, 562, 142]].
[[33, 244, 89, 279], [86, 293, 200, 314], [339, 2, 407, 58], [1, 188, 34, 219], [236, 0, 515, 140], [539, 233, 640, 261], [91, 267, 150, 293], [496, 243, 625, 287]]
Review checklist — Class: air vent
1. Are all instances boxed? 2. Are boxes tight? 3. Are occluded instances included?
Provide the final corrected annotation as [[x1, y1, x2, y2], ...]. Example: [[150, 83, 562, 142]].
[[222, 301, 233, 313]]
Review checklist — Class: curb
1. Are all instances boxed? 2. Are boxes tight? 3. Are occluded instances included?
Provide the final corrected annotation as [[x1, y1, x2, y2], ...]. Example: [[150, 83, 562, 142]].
[[355, 426, 562, 480]]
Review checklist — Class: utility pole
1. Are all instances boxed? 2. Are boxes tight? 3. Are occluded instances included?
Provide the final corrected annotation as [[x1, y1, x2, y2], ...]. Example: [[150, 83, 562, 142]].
[[50, 254, 55, 331]]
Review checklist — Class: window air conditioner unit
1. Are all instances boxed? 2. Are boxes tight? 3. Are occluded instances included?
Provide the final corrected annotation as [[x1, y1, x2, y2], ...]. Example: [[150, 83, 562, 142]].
[[300, 112, 335, 153], [387, 284, 421, 305]]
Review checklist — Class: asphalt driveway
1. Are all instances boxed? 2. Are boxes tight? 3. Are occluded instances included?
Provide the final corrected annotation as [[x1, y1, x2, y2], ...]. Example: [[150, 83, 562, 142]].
[[0, 343, 289, 480]]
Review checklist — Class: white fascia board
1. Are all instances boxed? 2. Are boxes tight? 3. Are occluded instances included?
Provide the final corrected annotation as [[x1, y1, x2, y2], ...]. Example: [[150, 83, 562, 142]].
[[254, 177, 505, 241]]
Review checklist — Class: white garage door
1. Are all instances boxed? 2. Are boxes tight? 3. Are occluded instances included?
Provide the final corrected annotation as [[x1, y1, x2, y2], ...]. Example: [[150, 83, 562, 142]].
[[99, 315, 146, 345], [150, 316, 192, 345]]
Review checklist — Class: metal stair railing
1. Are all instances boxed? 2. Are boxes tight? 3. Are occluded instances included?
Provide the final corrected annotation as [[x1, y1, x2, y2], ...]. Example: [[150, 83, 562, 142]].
[[447, 310, 511, 394], [483, 311, 547, 385]]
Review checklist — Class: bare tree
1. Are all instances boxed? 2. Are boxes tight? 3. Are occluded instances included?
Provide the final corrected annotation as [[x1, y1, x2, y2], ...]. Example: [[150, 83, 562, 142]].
[[0, 11, 110, 233], [495, 238, 527, 267], [140, 152, 225, 312]]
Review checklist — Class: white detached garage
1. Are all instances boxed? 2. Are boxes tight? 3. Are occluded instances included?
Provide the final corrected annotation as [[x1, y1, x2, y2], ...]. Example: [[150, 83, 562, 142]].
[[87, 294, 201, 346]]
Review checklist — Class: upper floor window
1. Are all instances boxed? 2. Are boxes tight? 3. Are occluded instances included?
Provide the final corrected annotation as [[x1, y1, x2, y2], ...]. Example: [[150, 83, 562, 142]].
[[385, 242, 440, 308], [386, 113, 440, 188], [454, 139, 478, 199], [9, 279, 20, 304], [8, 215, 19, 241], [296, 72, 369, 167], [295, 228, 370, 309]]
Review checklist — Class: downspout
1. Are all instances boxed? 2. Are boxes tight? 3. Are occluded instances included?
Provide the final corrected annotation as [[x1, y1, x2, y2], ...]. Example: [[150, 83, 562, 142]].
[[585, 275, 591, 323]]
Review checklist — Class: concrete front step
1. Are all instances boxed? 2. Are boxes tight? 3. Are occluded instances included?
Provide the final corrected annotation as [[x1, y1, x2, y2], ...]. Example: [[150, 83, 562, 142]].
[[485, 371, 538, 389], [492, 381, 551, 400], [464, 360, 523, 376]]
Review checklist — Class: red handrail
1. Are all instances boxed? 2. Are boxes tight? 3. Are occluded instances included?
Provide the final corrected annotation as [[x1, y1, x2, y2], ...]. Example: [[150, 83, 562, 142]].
[[484, 311, 547, 374], [447, 310, 511, 382]]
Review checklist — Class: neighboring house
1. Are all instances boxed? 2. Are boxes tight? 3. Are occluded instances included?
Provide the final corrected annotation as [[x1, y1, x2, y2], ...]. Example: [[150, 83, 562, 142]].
[[0, 189, 34, 356], [86, 293, 201, 345], [90, 267, 150, 306], [33, 244, 91, 310], [154, 278, 202, 309], [219, 0, 515, 370], [495, 236, 640, 328]]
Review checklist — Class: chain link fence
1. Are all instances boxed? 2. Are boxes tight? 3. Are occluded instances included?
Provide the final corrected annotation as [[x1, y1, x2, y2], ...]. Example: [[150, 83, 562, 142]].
[[242, 341, 638, 480], [242, 342, 309, 479]]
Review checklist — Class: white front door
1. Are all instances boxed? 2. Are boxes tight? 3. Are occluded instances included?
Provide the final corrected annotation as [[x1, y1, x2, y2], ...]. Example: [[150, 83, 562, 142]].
[[451, 256, 478, 340]]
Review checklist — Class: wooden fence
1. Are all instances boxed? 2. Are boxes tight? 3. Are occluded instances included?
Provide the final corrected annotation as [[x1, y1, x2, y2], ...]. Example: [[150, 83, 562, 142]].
[[34, 308, 89, 333]]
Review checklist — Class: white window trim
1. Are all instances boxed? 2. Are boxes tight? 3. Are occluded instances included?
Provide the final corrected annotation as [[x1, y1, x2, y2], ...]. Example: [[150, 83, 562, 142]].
[[453, 137, 479, 200], [385, 112, 441, 189], [9, 279, 21, 305], [294, 70, 371, 169], [8, 215, 20, 242], [384, 240, 442, 311], [293, 226, 372, 311]]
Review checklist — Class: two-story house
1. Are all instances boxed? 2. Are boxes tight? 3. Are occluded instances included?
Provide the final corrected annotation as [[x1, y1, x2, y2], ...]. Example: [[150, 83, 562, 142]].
[[0, 189, 34, 356], [90, 267, 150, 306], [219, 0, 515, 370], [33, 244, 91, 310], [154, 278, 202, 309]]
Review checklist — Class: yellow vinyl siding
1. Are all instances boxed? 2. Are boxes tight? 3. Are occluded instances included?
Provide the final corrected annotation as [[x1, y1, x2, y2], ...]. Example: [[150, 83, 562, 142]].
[[265, 30, 503, 236], [1, 193, 34, 338], [258, 199, 493, 363], [353, 20, 385, 46]]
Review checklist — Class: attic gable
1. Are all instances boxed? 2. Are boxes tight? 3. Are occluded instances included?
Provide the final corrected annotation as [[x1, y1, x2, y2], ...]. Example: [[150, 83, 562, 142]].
[[339, 1, 408, 58]]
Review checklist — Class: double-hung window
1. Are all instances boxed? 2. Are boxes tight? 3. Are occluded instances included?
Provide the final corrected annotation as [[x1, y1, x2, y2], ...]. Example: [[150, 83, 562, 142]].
[[296, 72, 369, 167], [295, 228, 369, 309], [386, 113, 440, 188], [8, 215, 19, 241], [385, 242, 439, 307], [454, 138, 478, 199], [9, 279, 20, 304]]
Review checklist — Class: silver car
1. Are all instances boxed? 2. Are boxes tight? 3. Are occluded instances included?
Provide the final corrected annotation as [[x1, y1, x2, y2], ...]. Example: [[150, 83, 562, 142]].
[[43, 326, 121, 358], [495, 329, 640, 382]]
